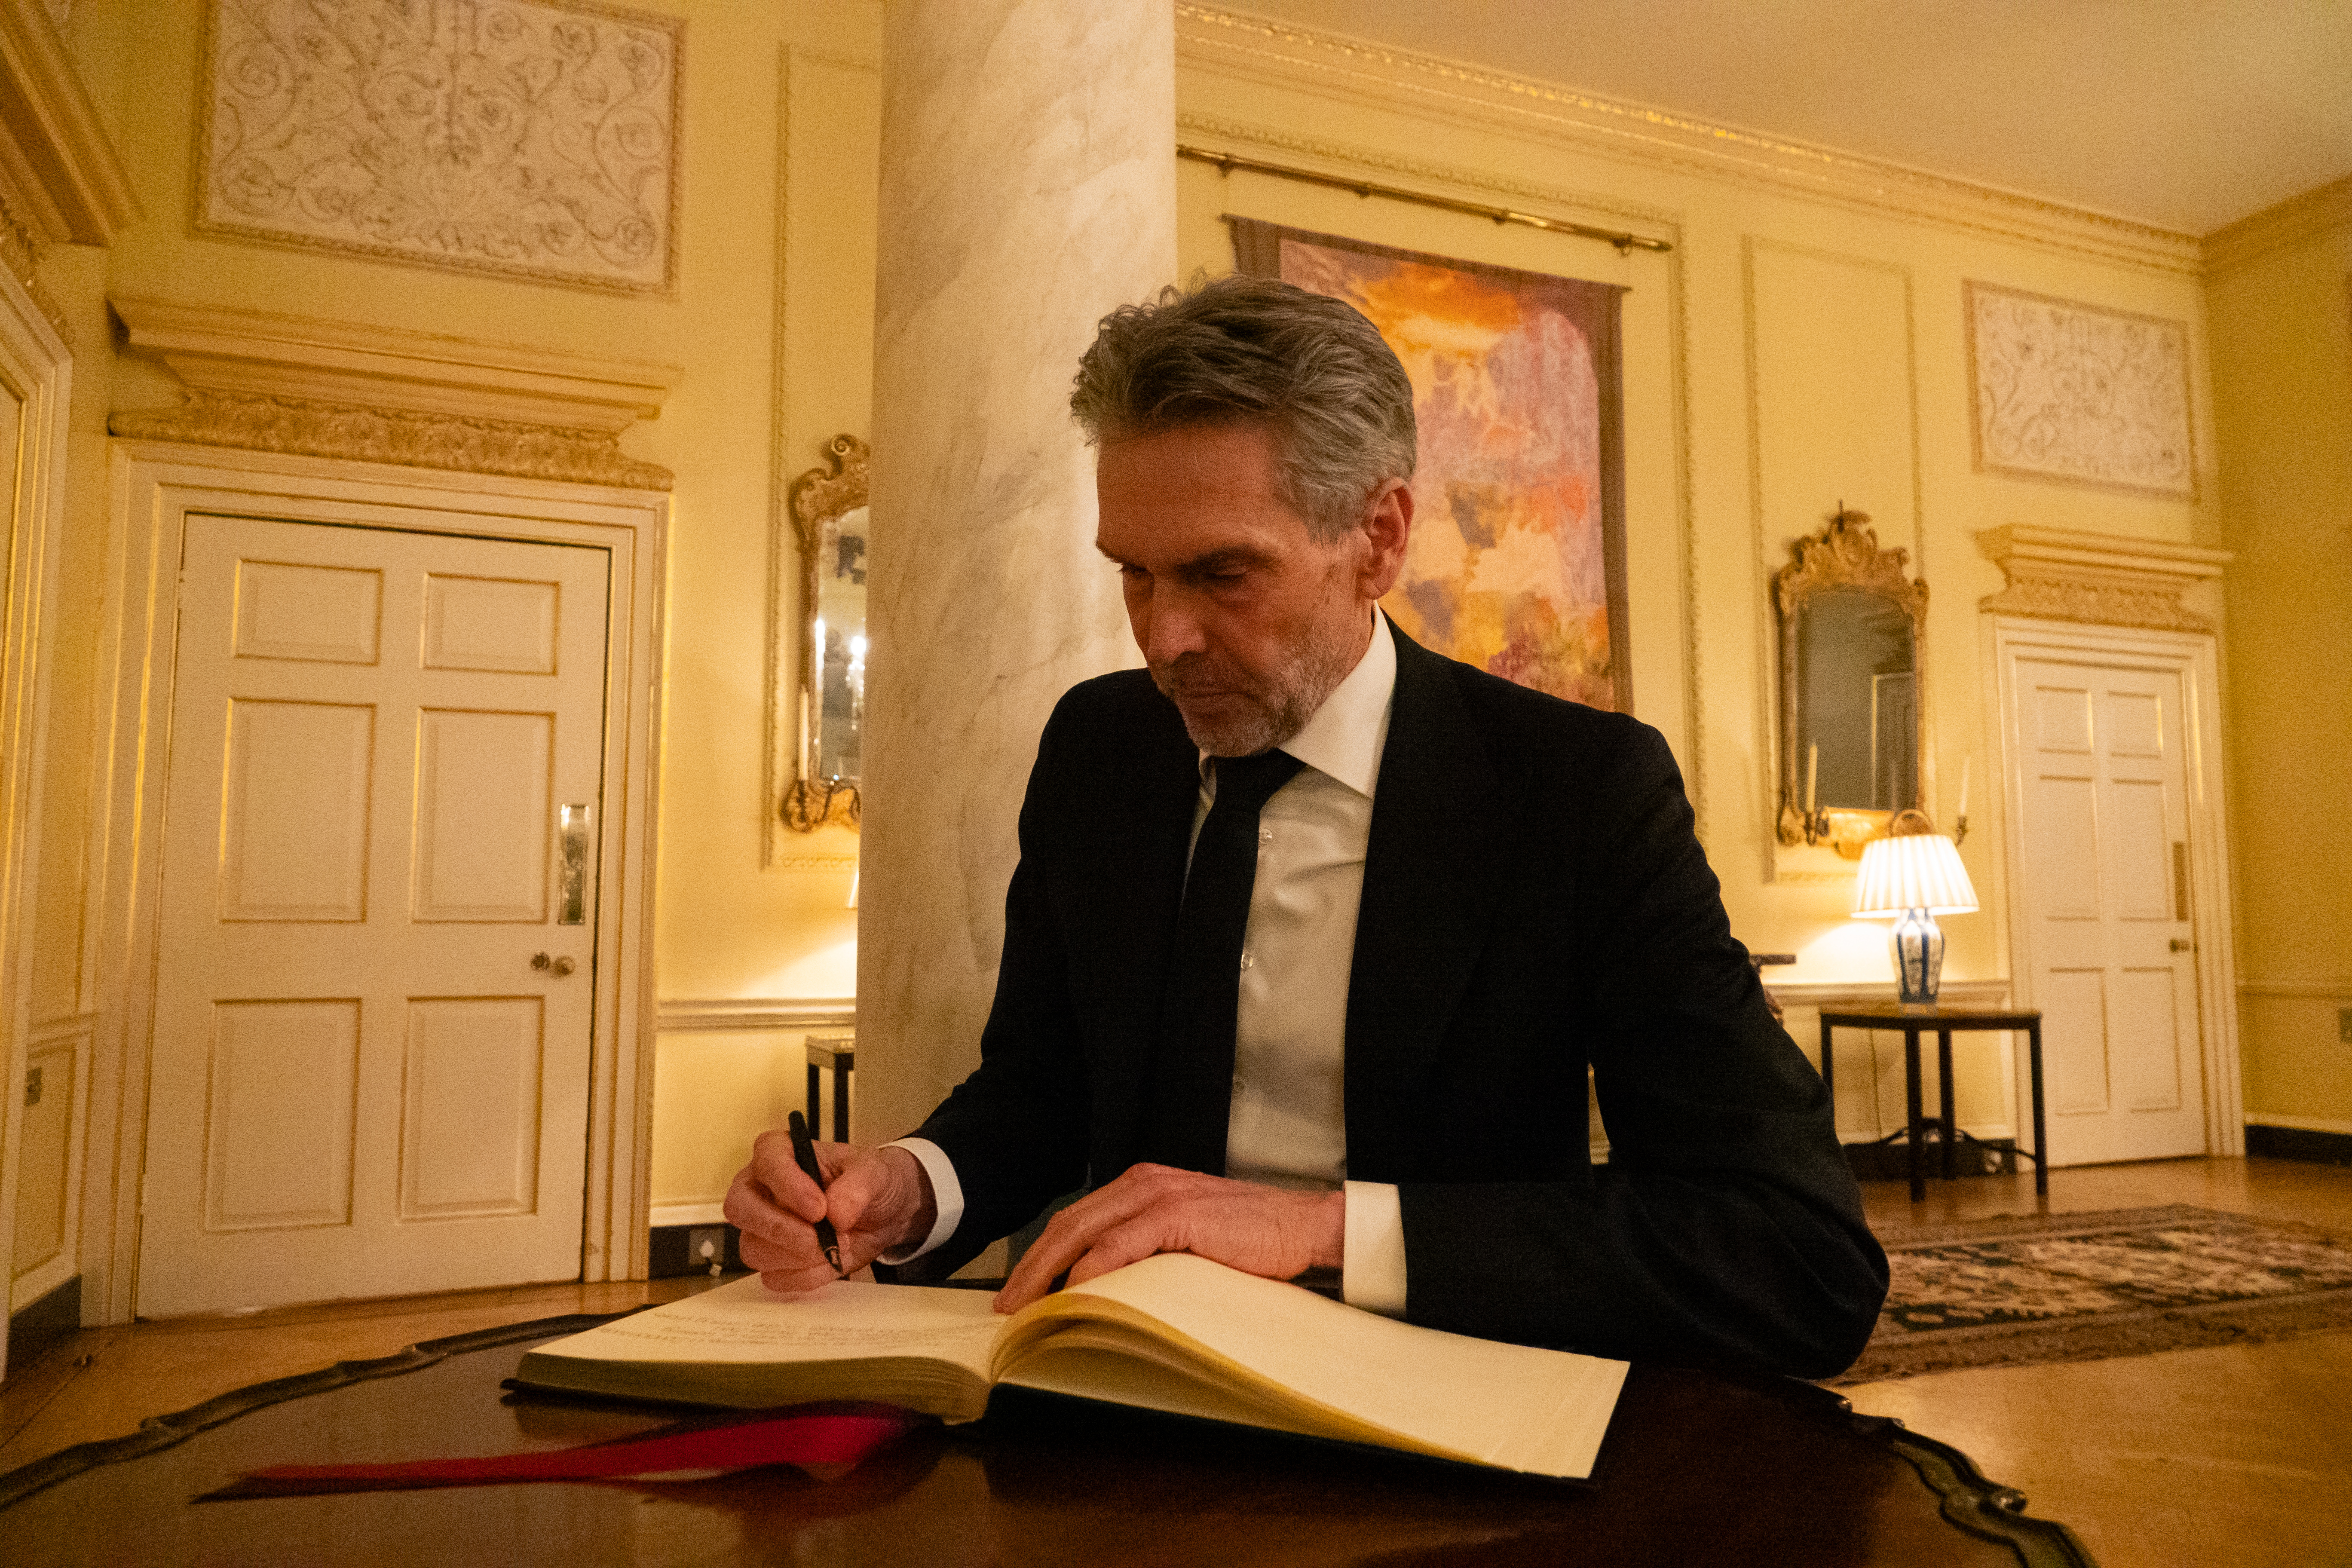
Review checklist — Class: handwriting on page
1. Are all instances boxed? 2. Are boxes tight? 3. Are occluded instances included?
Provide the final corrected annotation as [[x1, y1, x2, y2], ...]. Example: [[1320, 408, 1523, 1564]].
[[590, 1318, 997, 1354]]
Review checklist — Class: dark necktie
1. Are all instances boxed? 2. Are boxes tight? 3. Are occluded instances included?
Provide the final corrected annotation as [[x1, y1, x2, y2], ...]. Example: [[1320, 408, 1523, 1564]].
[[1146, 748, 1306, 1174]]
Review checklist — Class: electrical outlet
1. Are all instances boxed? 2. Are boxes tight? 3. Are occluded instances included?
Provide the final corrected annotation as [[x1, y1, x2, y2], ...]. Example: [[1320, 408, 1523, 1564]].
[[22, 1064, 39, 1107], [2340, 1007, 2352, 1045], [687, 1226, 729, 1276]]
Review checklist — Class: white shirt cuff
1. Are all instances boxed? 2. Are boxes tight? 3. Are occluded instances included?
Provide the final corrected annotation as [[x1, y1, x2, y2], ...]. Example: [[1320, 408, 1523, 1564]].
[[1341, 1179, 1406, 1317], [877, 1137, 963, 1264]]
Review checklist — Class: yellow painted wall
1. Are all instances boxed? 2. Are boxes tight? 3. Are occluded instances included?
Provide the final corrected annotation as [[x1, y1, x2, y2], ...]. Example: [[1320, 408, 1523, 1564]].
[[1174, 43, 2214, 1139], [2205, 189, 2352, 1131], [14, 4, 2322, 1274], [9, 0, 885, 1241]]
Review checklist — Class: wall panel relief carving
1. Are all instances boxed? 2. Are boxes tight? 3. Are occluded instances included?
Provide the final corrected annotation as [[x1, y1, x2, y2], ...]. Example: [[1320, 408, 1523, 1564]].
[[1965, 282, 2193, 499], [1977, 525, 2229, 634], [110, 392, 671, 489], [198, 0, 681, 294]]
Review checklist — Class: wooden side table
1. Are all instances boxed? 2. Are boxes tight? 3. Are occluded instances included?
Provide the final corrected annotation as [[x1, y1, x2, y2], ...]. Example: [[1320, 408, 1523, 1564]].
[[1818, 1003, 2047, 1201], [805, 1033, 854, 1143]]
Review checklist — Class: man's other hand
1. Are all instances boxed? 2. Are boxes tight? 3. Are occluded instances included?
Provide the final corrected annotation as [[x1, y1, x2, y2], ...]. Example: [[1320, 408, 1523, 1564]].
[[993, 1164, 1343, 1314], [724, 1136, 937, 1294]]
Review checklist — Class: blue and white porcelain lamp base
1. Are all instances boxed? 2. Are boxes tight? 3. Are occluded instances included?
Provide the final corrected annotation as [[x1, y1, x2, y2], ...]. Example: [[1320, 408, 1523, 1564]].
[[1888, 907, 1946, 1004], [1853, 829, 1975, 1006]]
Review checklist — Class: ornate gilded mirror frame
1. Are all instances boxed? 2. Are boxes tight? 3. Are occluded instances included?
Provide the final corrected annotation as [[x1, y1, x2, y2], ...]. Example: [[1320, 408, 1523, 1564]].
[[783, 434, 868, 833], [1775, 508, 1929, 858]]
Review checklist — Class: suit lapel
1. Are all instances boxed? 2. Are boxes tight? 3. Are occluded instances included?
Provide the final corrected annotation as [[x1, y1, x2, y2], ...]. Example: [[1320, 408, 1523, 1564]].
[[1344, 629, 1513, 1176], [1085, 688, 1202, 1173]]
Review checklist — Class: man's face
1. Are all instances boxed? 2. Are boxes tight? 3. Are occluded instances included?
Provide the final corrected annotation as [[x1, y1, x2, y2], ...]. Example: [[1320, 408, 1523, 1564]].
[[1095, 423, 1406, 756]]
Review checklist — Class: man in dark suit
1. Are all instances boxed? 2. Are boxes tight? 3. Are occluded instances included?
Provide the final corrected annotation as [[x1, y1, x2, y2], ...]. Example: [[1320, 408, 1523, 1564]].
[[729, 276, 1886, 1378]]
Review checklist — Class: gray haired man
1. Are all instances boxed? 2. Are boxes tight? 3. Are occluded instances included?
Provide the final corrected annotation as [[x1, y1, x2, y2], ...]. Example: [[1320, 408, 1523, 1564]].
[[729, 276, 1884, 1376]]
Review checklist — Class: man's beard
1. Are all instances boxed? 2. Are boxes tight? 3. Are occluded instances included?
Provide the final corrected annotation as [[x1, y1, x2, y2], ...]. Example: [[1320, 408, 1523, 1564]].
[[1151, 618, 1361, 757]]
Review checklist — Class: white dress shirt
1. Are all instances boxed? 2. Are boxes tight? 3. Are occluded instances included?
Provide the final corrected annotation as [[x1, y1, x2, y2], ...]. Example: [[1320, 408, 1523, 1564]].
[[890, 609, 1409, 1315]]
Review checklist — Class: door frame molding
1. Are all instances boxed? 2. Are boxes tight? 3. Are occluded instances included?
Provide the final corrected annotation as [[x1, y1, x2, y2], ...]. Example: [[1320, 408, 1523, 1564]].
[[82, 442, 668, 1323], [0, 265, 72, 1377], [1987, 615, 2243, 1160]]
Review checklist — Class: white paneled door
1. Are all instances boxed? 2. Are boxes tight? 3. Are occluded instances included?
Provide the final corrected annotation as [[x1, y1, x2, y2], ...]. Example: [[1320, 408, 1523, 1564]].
[[2011, 656, 2205, 1166], [137, 516, 611, 1315]]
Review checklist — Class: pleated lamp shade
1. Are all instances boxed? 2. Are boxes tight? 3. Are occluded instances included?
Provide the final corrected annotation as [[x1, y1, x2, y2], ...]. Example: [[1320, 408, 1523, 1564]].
[[1852, 833, 1977, 917]]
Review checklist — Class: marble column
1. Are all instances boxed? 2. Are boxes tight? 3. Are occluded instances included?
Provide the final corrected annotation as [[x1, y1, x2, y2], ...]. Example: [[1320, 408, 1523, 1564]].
[[856, 2, 1175, 1163]]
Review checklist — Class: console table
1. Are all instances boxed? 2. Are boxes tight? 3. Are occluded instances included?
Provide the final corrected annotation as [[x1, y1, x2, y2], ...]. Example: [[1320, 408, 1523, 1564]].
[[0, 1311, 2093, 1566], [805, 1033, 854, 1142], [1819, 1003, 2048, 1201]]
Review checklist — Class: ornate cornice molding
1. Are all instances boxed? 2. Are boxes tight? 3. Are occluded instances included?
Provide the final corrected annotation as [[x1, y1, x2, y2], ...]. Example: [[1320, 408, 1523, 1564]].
[[1177, 110, 1678, 237], [113, 296, 681, 434], [0, 0, 135, 243], [0, 182, 37, 291], [1977, 525, 2230, 633], [1175, 5, 2202, 276], [109, 297, 678, 487], [108, 391, 674, 490]]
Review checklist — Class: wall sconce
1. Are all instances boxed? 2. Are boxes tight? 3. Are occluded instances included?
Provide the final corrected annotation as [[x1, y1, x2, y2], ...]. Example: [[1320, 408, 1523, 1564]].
[[1788, 742, 1885, 858], [1852, 812, 1978, 1004]]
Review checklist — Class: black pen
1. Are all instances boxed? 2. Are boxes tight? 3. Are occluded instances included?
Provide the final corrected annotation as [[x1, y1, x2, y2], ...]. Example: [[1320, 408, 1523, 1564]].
[[785, 1111, 846, 1277]]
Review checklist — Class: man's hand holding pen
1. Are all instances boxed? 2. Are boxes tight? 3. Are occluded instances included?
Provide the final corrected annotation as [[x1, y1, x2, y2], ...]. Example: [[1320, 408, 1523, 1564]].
[[725, 1133, 937, 1294]]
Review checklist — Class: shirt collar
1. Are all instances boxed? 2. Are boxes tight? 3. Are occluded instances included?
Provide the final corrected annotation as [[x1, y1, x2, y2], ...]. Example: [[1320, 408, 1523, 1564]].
[[1200, 606, 1396, 801]]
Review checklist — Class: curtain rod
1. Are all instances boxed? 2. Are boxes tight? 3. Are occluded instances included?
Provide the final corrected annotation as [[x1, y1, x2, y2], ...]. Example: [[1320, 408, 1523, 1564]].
[[1178, 145, 1672, 255]]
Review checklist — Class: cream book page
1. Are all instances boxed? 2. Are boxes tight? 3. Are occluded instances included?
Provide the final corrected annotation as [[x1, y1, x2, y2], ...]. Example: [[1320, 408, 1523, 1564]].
[[1005, 1254, 1628, 1477], [529, 1274, 1004, 1379]]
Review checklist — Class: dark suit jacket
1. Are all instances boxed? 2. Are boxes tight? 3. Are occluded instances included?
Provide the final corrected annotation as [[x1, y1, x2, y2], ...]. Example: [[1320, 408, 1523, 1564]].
[[908, 626, 1888, 1378]]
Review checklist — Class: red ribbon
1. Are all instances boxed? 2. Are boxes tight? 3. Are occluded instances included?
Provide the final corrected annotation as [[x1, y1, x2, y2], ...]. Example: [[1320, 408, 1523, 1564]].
[[207, 1404, 925, 1498]]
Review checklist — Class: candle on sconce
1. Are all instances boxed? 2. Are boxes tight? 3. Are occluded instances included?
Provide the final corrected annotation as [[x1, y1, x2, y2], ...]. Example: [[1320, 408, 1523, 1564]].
[[1806, 743, 1819, 817], [1958, 755, 1972, 823]]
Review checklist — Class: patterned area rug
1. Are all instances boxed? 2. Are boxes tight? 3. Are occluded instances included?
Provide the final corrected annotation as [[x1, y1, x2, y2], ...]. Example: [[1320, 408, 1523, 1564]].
[[1832, 1204, 2352, 1385]]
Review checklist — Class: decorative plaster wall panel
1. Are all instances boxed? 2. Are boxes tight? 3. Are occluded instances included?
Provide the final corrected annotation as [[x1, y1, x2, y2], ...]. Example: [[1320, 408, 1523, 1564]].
[[197, 0, 680, 294], [1966, 282, 2193, 499]]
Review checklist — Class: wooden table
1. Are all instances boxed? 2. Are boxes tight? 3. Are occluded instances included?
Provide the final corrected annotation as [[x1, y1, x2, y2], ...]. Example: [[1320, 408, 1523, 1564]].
[[1819, 1003, 2048, 1201], [0, 1310, 2094, 1566]]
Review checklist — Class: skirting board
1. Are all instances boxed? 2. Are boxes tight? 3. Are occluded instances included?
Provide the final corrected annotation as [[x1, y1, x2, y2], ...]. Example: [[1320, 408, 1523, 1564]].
[[2245, 1124, 2352, 1167], [7, 1275, 80, 1371], [1844, 1136, 2019, 1182]]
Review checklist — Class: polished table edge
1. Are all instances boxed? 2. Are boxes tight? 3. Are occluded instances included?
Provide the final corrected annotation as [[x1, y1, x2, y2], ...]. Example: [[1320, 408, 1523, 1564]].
[[0, 1306, 2101, 1568], [0, 1310, 640, 1510], [1857, 1410, 2098, 1568]]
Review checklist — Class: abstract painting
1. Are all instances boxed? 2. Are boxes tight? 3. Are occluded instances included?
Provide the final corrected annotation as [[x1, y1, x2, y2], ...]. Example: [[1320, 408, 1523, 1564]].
[[1233, 219, 1629, 710], [198, 0, 681, 294], [1966, 282, 2194, 499]]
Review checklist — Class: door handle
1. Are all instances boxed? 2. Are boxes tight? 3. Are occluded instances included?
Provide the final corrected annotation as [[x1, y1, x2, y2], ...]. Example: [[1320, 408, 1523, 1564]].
[[532, 952, 577, 978], [2169, 939, 2194, 954], [558, 805, 591, 925]]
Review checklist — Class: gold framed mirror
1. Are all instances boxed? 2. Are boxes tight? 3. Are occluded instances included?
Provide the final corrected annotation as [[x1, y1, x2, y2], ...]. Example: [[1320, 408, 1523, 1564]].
[[1775, 508, 1927, 858], [784, 434, 868, 832]]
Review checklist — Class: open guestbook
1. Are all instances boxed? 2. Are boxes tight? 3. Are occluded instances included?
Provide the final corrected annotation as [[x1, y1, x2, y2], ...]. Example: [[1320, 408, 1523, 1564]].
[[515, 1253, 1628, 1480]]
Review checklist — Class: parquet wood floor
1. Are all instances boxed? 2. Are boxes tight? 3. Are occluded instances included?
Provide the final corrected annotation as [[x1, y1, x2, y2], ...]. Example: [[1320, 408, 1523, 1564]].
[[1845, 1155, 2352, 1568]]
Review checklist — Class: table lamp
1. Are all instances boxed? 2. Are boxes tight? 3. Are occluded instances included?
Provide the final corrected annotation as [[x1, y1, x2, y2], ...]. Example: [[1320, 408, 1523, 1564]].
[[1852, 826, 1977, 1004]]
